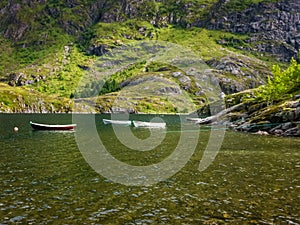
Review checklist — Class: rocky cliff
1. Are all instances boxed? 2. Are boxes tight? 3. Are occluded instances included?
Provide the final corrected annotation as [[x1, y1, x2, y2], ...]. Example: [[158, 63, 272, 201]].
[[0, 0, 105, 40], [98, 0, 300, 62], [1, 0, 298, 61], [199, 0, 300, 61]]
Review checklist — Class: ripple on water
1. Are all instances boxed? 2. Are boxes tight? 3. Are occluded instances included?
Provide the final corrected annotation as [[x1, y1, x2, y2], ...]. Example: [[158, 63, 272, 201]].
[[0, 114, 300, 224]]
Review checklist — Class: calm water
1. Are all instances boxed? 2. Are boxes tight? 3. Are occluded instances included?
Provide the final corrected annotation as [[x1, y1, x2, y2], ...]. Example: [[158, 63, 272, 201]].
[[0, 114, 299, 224]]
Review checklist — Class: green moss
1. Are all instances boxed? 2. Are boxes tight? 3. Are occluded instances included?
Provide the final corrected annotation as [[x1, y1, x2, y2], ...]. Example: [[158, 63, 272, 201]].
[[90, 20, 158, 49], [222, 0, 280, 13], [89, 21, 255, 61], [0, 36, 16, 78], [156, 0, 219, 25], [135, 97, 178, 114], [0, 83, 72, 112], [94, 95, 180, 114]]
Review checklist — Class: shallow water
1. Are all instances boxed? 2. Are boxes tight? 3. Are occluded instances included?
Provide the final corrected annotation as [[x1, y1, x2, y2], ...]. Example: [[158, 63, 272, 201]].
[[0, 114, 299, 224]]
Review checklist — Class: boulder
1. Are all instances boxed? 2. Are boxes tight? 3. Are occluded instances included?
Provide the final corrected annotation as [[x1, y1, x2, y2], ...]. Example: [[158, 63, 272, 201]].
[[283, 127, 300, 137]]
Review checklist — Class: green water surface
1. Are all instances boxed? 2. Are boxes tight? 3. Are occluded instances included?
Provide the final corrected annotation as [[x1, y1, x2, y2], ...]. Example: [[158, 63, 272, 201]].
[[0, 114, 299, 224]]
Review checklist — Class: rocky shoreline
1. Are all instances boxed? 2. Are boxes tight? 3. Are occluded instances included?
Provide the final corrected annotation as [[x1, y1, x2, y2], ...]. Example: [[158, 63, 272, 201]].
[[231, 120, 300, 137], [231, 101, 300, 137], [195, 93, 300, 137]]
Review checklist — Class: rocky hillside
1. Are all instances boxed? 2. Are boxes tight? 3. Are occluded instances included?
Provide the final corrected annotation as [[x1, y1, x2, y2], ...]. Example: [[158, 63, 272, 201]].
[[194, 58, 300, 137], [0, 0, 299, 115], [201, 0, 300, 62]]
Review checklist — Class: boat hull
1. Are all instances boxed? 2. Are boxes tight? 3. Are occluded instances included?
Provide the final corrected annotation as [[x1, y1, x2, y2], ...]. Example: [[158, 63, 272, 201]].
[[132, 121, 166, 128], [103, 119, 132, 126], [30, 121, 76, 131]]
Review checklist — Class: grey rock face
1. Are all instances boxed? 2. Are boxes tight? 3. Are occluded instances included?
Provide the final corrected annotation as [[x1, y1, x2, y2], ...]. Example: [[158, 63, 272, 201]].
[[200, 0, 300, 62]]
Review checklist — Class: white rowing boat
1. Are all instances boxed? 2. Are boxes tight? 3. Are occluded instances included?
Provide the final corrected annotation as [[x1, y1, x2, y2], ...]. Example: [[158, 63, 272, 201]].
[[103, 119, 132, 126], [186, 117, 202, 122], [132, 120, 166, 128], [30, 121, 76, 131]]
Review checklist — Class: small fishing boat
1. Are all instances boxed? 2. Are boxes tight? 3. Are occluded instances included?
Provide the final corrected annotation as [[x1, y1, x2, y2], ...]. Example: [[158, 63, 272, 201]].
[[30, 121, 77, 131], [103, 119, 132, 126], [186, 117, 202, 122], [132, 120, 166, 128]]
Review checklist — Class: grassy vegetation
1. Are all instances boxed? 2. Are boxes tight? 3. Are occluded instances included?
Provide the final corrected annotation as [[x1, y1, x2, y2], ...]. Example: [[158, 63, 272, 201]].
[[0, 19, 274, 113], [221, 0, 280, 12], [29, 45, 95, 98], [0, 83, 72, 112], [0, 37, 16, 79], [0, 0, 288, 113], [94, 95, 184, 114], [89, 20, 262, 62], [255, 57, 300, 104], [155, 0, 219, 25], [93, 77, 196, 114], [0, 0, 98, 69], [90, 20, 158, 47]]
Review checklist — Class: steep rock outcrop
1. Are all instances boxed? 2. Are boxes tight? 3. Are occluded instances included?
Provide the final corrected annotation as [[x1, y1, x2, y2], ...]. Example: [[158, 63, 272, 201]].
[[0, 0, 106, 40], [199, 0, 300, 61], [101, 0, 148, 22], [99, 0, 299, 61], [1, 0, 298, 63], [207, 55, 269, 94]]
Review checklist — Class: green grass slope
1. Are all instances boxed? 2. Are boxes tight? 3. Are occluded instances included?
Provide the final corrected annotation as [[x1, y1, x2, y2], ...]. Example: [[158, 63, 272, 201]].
[[0, 0, 288, 113]]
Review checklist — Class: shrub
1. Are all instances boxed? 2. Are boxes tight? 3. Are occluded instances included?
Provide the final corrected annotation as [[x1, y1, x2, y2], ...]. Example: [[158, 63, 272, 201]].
[[256, 57, 300, 103]]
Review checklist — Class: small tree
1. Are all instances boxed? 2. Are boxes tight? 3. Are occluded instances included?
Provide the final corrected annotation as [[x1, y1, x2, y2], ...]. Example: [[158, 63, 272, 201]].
[[256, 57, 300, 104]]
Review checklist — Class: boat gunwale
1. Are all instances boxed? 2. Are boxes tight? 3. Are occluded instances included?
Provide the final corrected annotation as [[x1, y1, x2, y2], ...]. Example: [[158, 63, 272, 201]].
[[102, 119, 132, 125], [30, 121, 77, 130], [132, 120, 166, 128]]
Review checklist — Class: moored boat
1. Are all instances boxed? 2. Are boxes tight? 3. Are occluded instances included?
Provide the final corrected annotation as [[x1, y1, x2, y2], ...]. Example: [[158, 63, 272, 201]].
[[103, 119, 132, 126], [186, 117, 202, 122], [132, 120, 166, 128], [30, 121, 77, 131]]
